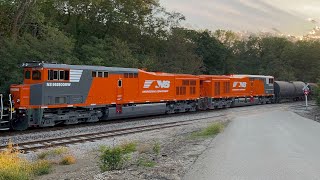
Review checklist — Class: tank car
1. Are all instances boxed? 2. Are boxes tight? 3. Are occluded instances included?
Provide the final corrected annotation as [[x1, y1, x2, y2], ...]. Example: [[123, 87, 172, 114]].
[[274, 81, 306, 102]]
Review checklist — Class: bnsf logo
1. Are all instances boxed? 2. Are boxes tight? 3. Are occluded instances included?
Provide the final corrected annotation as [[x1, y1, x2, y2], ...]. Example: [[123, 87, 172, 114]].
[[233, 82, 247, 88], [144, 80, 171, 89]]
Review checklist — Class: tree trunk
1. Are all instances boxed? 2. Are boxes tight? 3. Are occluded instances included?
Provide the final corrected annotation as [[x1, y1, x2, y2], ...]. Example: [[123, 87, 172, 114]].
[[11, 0, 34, 42]]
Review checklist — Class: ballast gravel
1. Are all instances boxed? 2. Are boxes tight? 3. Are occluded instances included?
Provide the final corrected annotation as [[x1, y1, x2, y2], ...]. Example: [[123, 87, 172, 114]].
[[0, 103, 283, 146]]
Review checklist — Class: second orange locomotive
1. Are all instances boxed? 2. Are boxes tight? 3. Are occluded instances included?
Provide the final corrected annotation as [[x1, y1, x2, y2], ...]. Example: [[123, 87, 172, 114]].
[[1, 62, 274, 130]]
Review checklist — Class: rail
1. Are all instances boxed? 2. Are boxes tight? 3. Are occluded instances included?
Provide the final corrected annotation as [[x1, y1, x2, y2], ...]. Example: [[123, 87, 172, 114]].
[[0, 114, 226, 152]]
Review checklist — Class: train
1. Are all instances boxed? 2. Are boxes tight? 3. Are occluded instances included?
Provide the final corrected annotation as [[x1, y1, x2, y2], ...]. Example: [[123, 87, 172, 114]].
[[0, 62, 315, 131]]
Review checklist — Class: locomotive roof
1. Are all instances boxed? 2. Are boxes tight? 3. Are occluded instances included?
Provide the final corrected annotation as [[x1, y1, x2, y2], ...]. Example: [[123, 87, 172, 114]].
[[22, 62, 138, 73], [231, 75, 274, 78]]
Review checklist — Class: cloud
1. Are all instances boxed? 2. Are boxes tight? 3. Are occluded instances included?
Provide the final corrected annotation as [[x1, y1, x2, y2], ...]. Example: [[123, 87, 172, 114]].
[[160, 0, 315, 35]]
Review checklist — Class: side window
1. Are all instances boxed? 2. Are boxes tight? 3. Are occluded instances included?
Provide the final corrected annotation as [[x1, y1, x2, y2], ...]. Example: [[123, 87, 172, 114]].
[[48, 70, 53, 80], [269, 78, 274, 84], [59, 70, 65, 80], [104, 72, 109, 78], [92, 71, 97, 77], [118, 80, 122, 87], [129, 73, 133, 78], [65, 71, 69, 80], [25, 70, 31, 79], [53, 70, 58, 80], [32, 70, 42, 80], [98, 72, 103, 77], [134, 73, 138, 78]]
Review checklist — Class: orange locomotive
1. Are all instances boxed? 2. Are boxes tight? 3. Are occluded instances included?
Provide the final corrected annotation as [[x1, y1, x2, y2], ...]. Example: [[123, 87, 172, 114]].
[[0, 62, 274, 130], [198, 75, 274, 110]]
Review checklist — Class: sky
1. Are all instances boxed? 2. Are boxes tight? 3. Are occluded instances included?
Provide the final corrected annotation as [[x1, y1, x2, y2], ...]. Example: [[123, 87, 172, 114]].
[[160, 0, 320, 35]]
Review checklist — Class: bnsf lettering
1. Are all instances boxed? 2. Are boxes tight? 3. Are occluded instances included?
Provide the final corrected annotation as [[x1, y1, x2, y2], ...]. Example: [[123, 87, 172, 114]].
[[46, 83, 71, 87]]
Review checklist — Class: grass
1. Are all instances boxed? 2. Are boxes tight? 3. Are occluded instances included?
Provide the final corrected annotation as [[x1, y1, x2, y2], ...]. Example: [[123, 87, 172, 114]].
[[60, 155, 76, 165], [137, 157, 157, 168], [32, 160, 52, 176], [120, 142, 137, 154], [191, 122, 225, 138], [152, 141, 161, 156], [137, 143, 152, 154], [99, 142, 137, 172], [37, 147, 68, 159], [0, 142, 53, 180]]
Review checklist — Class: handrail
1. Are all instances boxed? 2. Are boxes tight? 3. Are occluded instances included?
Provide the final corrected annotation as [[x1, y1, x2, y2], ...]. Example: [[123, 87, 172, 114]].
[[9, 94, 12, 120], [0, 94, 3, 120]]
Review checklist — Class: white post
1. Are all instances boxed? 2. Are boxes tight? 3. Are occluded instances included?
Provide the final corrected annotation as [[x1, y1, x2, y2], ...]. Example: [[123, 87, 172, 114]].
[[305, 94, 308, 110]]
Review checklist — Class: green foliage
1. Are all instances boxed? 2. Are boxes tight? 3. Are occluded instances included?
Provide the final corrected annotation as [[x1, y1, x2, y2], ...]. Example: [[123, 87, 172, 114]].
[[152, 141, 161, 155], [99, 143, 137, 172], [137, 157, 157, 168], [120, 142, 137, 154], [32, 160, 52, 176], [1, 0, 320, 95], [191, 122, 224, 138], [37, 147, 68, 159]]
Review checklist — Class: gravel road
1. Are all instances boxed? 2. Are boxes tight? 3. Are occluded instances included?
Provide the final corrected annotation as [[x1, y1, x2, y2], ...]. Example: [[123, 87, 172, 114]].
[[184, 110, 320, 180]]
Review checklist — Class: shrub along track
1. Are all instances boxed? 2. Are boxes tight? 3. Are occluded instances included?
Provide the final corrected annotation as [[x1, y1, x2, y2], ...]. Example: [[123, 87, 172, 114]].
[[0, 114, 227, 152]]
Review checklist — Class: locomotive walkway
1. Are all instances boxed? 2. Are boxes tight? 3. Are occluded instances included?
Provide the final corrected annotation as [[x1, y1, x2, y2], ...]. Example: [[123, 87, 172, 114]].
[[184, 110, 320, 180]]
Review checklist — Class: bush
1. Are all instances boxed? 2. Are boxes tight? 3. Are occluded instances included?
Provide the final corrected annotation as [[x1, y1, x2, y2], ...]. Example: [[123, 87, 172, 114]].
[[191, 122, 224, 138], [32, 160, 52, 176], [0, 142, 53, 180], [120, 142, 137, 154], [99, 142, 137, 172], [60, 155, 76, 165], [0, 142, 31, 180]]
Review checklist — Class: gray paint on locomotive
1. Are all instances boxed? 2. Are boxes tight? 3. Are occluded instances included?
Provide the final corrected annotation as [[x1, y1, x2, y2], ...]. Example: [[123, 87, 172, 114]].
[[23, 62, 139, 74]]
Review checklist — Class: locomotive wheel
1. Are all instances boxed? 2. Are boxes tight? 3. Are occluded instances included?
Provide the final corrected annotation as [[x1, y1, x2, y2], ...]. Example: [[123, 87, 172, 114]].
[[11, 116, 28, 131]]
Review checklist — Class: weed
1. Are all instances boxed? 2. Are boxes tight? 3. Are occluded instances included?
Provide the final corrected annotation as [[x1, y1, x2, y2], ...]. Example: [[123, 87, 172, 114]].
[[0, 141, 53, 179], [137, 143, 152, 154], [152, 141, 161, 155], [120, 142, 137, 154], [37, 147, 68, 160], [32, 160, 52, 176], [137, 157, 156, 168], [191, 122, 224, 138], [53, 147, 68, 155], [60, 155, 76, 165], [37, 151, 51, 160]]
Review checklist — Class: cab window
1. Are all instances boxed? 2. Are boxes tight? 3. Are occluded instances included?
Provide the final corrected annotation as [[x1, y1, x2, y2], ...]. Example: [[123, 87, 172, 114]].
[[269, 78, 274, 84], [32, 70, 41, 80], [25, 70, 31, 79]]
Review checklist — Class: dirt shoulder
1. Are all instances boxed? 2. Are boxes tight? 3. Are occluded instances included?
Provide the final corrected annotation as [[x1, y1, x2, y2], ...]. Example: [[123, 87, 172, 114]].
[[36, 118, 229, 180]]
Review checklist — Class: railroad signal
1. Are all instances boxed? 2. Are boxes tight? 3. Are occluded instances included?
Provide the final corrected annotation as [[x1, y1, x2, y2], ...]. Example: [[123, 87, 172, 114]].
[[302, 83, 310, 109]]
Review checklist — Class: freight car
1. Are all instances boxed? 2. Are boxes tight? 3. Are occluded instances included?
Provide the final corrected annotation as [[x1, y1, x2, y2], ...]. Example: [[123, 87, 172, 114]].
[[0, 62, 275, 131], [274, 81, 307, 103]]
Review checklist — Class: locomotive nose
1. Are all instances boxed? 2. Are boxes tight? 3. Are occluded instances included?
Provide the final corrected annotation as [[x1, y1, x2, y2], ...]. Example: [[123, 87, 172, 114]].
[[10, 84, 30, 108]]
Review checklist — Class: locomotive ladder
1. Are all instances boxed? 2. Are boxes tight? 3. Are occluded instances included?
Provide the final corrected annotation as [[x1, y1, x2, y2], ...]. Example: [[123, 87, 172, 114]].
[[0, 94, 12, 130]]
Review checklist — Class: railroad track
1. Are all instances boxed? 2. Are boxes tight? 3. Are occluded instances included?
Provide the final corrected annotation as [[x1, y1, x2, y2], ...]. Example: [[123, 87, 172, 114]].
[[0, 114, 226, 152]]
